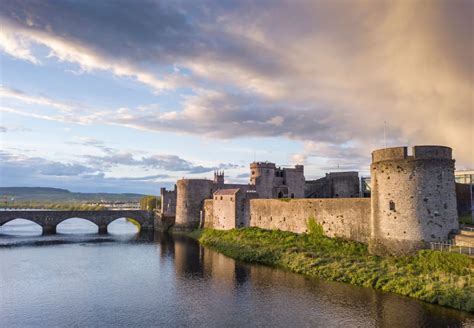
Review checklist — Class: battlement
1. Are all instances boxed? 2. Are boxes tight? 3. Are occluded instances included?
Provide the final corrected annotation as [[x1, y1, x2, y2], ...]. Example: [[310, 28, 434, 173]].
[[214, 170, 225, 184], [293, 164, 304, 172], [327, 171, 358, 178], [250, 162, 276, 169], [372, 145, 452, 163], [412, 145, 452, 160]]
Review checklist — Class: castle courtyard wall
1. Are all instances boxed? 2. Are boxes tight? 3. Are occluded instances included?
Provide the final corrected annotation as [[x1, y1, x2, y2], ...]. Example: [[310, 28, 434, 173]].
[[249, 198, 371, 243], [203, 199, 214, 228]]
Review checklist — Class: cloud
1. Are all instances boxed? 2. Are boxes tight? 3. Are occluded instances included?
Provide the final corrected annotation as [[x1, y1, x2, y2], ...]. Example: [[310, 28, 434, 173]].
[[0, 85, 74, 112], [0, 0, 472, 167], [68, 137, 114, 154], [85, 152, 238, 174], [0, 1, 195, 92], [0, 151, 95, 177], [0, 151, 170, 193]]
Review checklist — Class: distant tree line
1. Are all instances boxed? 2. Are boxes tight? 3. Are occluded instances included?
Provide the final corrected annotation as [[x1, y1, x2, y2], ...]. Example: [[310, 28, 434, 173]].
[[139, 196, 161, 211], [0, 200, 105, 210]]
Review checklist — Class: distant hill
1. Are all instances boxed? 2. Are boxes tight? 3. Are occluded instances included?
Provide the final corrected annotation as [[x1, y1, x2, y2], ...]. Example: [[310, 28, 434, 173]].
[[0, 187, 148, 202]]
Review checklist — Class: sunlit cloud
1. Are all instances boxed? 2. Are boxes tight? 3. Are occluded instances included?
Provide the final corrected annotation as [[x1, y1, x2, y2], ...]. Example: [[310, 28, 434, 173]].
[[0, 0, 472, 190]]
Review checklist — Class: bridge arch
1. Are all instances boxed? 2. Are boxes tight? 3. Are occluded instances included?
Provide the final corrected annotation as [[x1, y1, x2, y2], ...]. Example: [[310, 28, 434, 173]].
[[0, 218, 42, 235], [107, 217, 142, 234], [56, 218, 100, 234], [0, 210, 154, 235]]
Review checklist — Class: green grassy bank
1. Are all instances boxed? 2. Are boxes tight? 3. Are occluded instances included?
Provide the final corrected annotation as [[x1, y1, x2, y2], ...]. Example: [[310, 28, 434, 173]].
[[189, 227, 474, 312]]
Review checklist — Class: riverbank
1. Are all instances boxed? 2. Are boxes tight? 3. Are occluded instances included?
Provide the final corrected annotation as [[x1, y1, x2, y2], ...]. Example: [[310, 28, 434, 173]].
[[189, 227, 474, 312]]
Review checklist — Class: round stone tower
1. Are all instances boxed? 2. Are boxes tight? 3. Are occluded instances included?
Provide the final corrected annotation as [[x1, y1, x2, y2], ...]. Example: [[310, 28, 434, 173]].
[[369, 145, 458, 256], [175, 179, 214, 231], [250, 162, 276, 198]]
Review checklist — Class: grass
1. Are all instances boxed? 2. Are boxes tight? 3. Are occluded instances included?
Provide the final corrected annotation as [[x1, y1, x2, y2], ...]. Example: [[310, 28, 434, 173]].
[[459, 215, 473, 225], [190, 225, 474, 313]]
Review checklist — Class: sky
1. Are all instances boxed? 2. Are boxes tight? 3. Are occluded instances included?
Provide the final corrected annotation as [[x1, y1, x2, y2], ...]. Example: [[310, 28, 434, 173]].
[[0, 0, 472, 195]]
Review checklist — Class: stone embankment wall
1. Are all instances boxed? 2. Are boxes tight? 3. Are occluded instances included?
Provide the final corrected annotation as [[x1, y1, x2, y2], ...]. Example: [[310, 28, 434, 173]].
[[247, 198, 371, 243]]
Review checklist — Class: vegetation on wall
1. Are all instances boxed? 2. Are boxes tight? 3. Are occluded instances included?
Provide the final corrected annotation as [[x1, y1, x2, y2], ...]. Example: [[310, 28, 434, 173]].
[[191, 227, 474, 312], [140, 196, 161, 211]]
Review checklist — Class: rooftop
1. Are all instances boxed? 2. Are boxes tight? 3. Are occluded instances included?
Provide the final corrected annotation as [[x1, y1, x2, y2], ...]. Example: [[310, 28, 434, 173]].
[[214, 188, 240, 196]]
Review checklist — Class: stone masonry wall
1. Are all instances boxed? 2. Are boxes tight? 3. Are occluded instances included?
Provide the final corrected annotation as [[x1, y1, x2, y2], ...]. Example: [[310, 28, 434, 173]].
[[249, 198, 371, 243], [370, 146, 458, 255], [213, 193, 239, 230], [203, 199, 214, 228], [160, 187, 177, 217]]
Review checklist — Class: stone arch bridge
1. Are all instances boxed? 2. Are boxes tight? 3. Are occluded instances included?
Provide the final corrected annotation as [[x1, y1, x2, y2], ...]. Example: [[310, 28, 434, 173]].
[[0, 210, 155, 234]]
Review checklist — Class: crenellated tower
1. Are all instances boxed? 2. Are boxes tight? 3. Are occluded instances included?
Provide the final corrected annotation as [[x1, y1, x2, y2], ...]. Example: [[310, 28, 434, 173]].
[[214, 170, 225, 185], [369, 145, 458, 255]]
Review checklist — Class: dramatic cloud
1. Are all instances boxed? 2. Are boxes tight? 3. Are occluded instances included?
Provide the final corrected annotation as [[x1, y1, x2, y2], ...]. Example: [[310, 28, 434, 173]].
[[0, 0, 472, 170], [0, 151, 96, 178], [0, 151, 170, 193], [85, 152, 238, 174]]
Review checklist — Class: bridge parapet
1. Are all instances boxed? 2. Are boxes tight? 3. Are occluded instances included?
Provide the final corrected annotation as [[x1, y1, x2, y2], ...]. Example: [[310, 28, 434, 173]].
[[0, 210, 155, 234]]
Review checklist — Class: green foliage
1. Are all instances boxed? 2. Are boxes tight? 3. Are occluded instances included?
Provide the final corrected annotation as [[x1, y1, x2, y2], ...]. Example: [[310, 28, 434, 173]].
[[126, 218, 141, 230], [193, 228, 474, 312], [459, 215, 473, 224], [139, 196, 161, 211], [277, 198, 292, 202], [307, 217, 324, 238]]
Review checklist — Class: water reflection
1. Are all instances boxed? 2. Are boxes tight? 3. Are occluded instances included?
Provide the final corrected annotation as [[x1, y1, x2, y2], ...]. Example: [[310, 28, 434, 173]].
[[0, 218, 42, 236], [0, 224, 473, 327], [57, 218, 98, 234]]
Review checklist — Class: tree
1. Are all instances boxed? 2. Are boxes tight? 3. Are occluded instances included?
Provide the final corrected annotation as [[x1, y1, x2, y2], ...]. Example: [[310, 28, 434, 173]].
[[140, 196, 161, 211]]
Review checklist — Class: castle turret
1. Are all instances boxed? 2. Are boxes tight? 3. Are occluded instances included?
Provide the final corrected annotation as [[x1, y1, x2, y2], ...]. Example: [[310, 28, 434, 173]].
[[369, 146, 458, 255], [250, 162, 276, 198], [214, 170, 225, 184], [175, 179, 215, 231]]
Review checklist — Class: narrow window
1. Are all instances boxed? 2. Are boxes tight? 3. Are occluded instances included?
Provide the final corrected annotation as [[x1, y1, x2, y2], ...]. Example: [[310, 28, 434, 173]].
[[389, 200, 396, 211], [290, 193, 294, 199]]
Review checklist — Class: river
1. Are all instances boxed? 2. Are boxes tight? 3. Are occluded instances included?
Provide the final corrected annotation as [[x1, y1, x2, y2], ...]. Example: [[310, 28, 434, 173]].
[[0, 219, 473, 327]]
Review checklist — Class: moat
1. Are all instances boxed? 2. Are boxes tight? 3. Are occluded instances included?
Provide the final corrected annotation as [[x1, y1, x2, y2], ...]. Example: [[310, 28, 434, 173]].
[[1, 219, 473, 327]]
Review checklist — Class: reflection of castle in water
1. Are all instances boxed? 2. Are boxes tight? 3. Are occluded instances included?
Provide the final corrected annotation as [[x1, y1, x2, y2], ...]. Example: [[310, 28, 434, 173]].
[[149, 232, 469, 327]]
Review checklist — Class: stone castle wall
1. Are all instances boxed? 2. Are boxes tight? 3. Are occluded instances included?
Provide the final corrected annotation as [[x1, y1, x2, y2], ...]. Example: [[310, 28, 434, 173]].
[[249, 198, 370, 243], [160, 186, 177, 217], [305, 172, 360, 198], [170, 144, 459, 256], [370, 146, 458, 255], [203, 199, 214, 228], [284, 166, 305, 198], [175, 179, 214, 230], [212, 191, 240, 230]]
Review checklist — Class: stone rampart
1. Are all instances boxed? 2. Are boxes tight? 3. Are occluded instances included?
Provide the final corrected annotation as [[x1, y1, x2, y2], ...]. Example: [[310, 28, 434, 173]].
[[249, 198, 371, 243]]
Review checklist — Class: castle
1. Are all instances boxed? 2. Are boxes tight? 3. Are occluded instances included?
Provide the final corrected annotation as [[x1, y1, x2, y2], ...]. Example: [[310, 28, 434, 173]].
[[158, 145, 460, 256]]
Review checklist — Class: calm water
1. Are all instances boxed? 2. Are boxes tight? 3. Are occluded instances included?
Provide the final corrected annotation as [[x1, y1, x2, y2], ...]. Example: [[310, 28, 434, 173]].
[[0, 219, 473, 328]]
